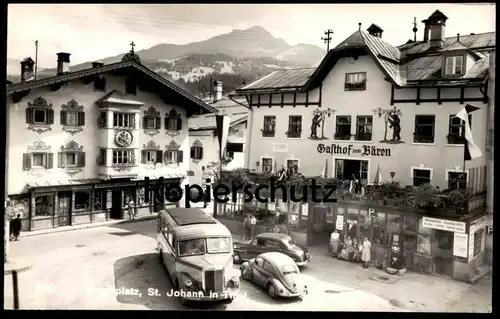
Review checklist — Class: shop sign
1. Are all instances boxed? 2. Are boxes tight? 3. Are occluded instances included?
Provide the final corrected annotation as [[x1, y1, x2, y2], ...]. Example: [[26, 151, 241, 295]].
[[317, 143, 391, 157], [422, 217, 466, 233], [272, 143, 288, 153], [336, 215, 344, 230], [453, 233, 468, 258]]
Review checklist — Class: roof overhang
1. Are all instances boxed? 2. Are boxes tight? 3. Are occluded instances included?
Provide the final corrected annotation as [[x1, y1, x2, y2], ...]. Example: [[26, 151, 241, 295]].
[[6, 61, 217, 115], [302, 46, 368, 91]]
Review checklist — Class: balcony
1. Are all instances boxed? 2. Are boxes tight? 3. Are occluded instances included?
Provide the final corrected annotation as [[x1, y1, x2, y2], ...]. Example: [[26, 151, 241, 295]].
[[218, 170, 474, 217]]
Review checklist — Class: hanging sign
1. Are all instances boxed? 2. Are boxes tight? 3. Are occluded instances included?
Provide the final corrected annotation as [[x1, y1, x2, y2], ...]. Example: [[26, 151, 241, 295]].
[[422, 217, 466, 233], [453, 233, 468, 258]]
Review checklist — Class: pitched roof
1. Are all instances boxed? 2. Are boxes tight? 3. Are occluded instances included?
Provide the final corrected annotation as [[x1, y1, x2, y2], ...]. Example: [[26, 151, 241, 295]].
[[189, 104, 248, 130], [237, 68, 315, 92], [95, 90, 145, 107], [6, 60, 217, 115], [236, 28, 493, 92]]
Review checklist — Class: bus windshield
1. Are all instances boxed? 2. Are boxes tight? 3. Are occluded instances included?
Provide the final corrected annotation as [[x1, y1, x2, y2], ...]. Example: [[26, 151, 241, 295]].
[[178, 237, 231, 256]]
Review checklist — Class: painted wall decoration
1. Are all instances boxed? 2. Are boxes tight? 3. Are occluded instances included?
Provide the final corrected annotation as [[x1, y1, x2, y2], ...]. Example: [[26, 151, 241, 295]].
[[115, 130, 133, 147], [373, 107, 404, 144], [309, 108, 336, 140]]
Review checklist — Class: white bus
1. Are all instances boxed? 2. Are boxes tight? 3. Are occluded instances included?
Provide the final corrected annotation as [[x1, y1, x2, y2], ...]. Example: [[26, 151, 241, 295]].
[[157, 208, 240, 304]]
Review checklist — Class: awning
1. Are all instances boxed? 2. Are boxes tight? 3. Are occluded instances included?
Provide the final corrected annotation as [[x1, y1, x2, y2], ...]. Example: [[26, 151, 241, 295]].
[[27, 179, 102, 188], [132, 174, 185, 181]]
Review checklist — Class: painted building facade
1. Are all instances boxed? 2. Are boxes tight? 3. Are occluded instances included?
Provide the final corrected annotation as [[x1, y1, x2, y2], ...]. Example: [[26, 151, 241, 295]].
[[6, 48, 216, 230], [188, 84, 248, 194], [232, 10, 494, 282]]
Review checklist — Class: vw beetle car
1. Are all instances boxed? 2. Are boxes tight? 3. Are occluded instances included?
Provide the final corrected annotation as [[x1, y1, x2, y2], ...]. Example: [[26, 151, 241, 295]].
[[233, 233, 311, 266], [240, 252, 308, 299]]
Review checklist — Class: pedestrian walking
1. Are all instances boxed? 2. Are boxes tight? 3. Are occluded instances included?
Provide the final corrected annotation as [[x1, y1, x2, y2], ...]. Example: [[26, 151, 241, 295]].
[[329, 230, 340, 258], [250, 214, 257, 238], [242, 214, 250, 240], [127, 198, 136, 220], [11, 214, 22, 241], [361, 236, 372, 268]]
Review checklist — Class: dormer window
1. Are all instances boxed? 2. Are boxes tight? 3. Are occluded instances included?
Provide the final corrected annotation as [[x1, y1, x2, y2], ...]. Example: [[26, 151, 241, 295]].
[[445, 56, 464, 76]]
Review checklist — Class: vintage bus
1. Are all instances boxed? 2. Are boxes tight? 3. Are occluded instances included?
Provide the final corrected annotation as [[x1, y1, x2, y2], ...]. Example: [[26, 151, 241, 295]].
[[157, 208, 240, 304]]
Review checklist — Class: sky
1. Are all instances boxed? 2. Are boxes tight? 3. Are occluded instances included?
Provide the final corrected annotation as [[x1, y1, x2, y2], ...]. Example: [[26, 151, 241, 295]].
[[7, 3, 496, 67]]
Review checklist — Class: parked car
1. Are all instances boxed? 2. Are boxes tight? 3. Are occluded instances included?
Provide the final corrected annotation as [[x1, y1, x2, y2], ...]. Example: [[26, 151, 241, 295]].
[[240, 252, 308, 299], [233, 233, 311, 266]]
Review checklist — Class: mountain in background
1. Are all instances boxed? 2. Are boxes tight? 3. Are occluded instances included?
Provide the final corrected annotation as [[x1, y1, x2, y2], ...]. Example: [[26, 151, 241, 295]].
[[7, 58, 47, 77], [8, 26, 324, 96]]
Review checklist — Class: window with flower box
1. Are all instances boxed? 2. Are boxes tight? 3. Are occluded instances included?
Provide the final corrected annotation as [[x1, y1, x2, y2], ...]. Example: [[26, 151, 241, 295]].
[[335, 116, 351, 140], [413, 115, 435, 144], [344, 72, 367, 91], [355, 116, 372, 141]]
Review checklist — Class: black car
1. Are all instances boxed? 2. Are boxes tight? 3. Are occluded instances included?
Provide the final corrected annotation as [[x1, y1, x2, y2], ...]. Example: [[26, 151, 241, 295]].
[[233, 233, 311, 266]]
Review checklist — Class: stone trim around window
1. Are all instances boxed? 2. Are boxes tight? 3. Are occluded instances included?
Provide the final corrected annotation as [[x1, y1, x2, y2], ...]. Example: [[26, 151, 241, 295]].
[[26, 97, 54, 134], [143, 106, 161, 136], [58, 140, 85, 176], [165, 141, 183, 164], [165, 109, 182, 137], [190, 139, 203, 161], [61, 99, 85, 135], [23, 140, 53, 170]]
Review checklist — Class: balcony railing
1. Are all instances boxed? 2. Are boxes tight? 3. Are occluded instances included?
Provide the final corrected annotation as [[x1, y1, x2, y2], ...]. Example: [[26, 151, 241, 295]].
[[218, 169, 472, 216]]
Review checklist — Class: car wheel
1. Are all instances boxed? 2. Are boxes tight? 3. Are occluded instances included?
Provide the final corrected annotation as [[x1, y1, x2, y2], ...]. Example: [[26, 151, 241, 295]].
[[233, 253, 242, 264], [267, 283, 276, 299], [240, 267, 249, 280]]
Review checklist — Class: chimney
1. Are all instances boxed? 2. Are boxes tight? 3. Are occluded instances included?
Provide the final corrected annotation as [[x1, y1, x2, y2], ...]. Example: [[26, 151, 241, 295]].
[[92, 61, 104, 68], [20, 57, 35, 82], [367, 24, 384, 38], [213, 81, 223, 102], [422, 10, 448, 49], [56, 52, 71, 75]]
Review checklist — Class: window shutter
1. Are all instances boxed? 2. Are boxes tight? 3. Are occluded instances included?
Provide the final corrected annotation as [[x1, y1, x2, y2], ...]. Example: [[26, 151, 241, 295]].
[[47, 109, 55, 124], [177, 150, 184, 163], [156, 150, 163, 163], [60, 111, 67, 125], [78, 152, 86, 167], [58, 152, 63, 168], [26, 108, 33, 124], [78, 111, 85, 126], [177, 118, 182, 130], [131, 115, 136, 128], [141, 150, 146, 164], [22, 153, 31, 170], [142, 116, 147, 129], [164, 117, 168, 130], [155, 117, 161, 130], [199, 147, 203, 160], [47, 153, 54, 169], [190, 146, 195, 159]]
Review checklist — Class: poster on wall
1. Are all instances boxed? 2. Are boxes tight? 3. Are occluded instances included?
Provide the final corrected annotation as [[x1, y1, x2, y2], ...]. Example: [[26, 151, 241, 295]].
[[453, 233, 468, 258], [336, 215, 344, 230]]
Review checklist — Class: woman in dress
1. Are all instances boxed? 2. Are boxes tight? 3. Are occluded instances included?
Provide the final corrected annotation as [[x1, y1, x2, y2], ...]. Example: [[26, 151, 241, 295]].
[[361, 236, 372, 268]]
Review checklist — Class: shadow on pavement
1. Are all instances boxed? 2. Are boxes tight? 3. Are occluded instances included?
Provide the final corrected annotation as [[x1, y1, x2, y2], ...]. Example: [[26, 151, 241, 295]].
[[113, 253, 229, 310], [107, 219, 157, 240]]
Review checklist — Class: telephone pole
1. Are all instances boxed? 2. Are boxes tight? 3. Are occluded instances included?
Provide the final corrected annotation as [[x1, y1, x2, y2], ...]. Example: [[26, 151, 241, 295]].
[[321, 29, 333, 53]]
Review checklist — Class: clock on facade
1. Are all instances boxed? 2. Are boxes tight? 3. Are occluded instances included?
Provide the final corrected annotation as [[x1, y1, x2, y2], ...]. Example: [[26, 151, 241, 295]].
[[115, 130, 133, 147]]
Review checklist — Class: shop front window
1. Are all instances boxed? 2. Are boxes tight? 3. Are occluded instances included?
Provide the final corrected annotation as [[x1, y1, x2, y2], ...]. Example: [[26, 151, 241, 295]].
[[404, 215, 418, 233], [417, 234, 431, 255], [74, 191, 90, 214], [386, 214, 400, 245], [346, 208, 359, 241], [94, 190, 107, 211], [359, 209, 373, 241], [436, 229, 453, 250], [325, 206, 334, 224], [288, 202, 300, 230], [372, 213, 386, 244], [34, 195, 54, 217]]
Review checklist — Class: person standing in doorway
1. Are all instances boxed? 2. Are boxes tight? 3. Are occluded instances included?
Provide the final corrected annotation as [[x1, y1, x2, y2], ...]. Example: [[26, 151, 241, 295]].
[[11, 214, 22, 241], [330, 230, 340, 258], [250, 214, 257, 238], [127, 198, 135, 220], [361, 236, 372, 268]]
